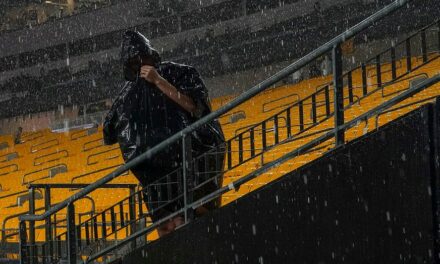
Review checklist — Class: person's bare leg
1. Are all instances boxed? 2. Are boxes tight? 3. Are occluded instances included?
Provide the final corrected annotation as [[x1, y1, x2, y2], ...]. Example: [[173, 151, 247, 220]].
[[173, 216, 185, 229], [157, 220, 175, 237], [157, 216, 185, 237], [195, 206, 209, 216]]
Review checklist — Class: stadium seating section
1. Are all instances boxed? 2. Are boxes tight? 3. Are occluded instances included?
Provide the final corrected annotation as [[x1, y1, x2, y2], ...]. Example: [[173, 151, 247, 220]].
[[0, 53, 439, 248]]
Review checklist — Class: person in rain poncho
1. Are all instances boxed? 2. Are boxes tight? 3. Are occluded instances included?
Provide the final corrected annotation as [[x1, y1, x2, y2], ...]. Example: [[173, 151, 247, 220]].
[[103, 31, 225, 237]]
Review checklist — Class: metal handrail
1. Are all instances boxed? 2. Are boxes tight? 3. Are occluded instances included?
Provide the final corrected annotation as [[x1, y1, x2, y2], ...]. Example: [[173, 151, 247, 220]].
[[375, 94, 440, 129], [349, 55, 440, 107], [0, 152, 18, 163], [21, 131, 43, 143], [86, 75, 440, 263], [33, 150, 69, 166], [0, 141, 8, 150], [19, 0, 413, 226], [22, 163, 67, 185], [218, 110, 246, 125], [0, 190, 27, 201], [229, 82, 332, 144], [222, 82, 352, 169], [313, 20, 439, 96], [70, 164, 128, 184], [234, 116, 287, 137], [73, 197, 137, 243], [381, 73, 429, 98], [70, 129, 88, 141], [193, 77, 440, 215], [367, 60, 403, 78], [83, 138, 104, 152], [262, 92, 300, 113], [28, 183, 137, 189], [0, 163, 18, 177], [25, 183, 138, 257], [70, 128, 98, 141], [86, 146, 120, 166], [56, 212, 133, 256], [1, 207, 45, 242], [313, 95, 361, 120], [364, 20, 439, 62], [30, 138, 59, 154]]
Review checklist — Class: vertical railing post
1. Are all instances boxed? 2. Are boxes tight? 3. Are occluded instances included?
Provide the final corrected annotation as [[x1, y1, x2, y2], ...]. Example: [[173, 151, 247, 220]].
[[28, 188, 35, 264], [390, 46, 397, 80], [128, 186, 137, 249], [421, 30, 428, 63], [361, 63, 368, 96], [53, 214, 59, 260], [298, 102, 304, 131], [110, 208, 116, 235], [347, 71, 354, 103], [44, 187, 53, 263], [432, 96, 440, 262], [437, 20, 440, 53], [41, 243, 46, 264], [56, 235, 61, 259], [66, 203, 77, 264], [376, 54, 382, 88], [324, 86, 331, 117], [311, 94, 317, 124], [286, 108, 292, 138], [137, 191, 143, 219], [91, 217, 97, 242], [250, 128, 255, 158], [19, 221, 28, 264], [274, 115, 279, 144], [332, 43, 345, 146], [227, 140, 232, 169], [101, 213, 107, 243], [406, 38, 412, 72], [76, 224, 82, 253], [0, 227, 4, 244], [182, 134, 194, 223], [84, 222, 90, 247], [438, 21, 440, 52], [242, 0, 247, 16], [238, 134, 243, 164], [119, 203, 125, 229], [261, 122, 267, 150]]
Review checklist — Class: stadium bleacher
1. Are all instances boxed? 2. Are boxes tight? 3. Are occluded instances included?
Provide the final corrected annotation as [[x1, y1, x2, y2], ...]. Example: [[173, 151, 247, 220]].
[[1, 0, 438, 121], [0, 0, 440, 262], [1, 35, 439, 253]]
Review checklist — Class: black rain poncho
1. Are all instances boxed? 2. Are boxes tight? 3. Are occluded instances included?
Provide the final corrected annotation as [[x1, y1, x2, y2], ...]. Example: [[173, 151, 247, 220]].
[[103, 31, 225, 221]]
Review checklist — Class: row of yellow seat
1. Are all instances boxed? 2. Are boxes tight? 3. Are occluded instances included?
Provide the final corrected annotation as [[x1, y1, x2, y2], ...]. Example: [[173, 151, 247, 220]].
[[220, 55, 440, 204]]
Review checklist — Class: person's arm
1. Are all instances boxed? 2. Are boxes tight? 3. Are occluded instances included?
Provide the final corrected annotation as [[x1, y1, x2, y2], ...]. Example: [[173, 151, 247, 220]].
[[103, 110, 118, 145], [103, 97, 121, 145], [140, 65, 196, 114]]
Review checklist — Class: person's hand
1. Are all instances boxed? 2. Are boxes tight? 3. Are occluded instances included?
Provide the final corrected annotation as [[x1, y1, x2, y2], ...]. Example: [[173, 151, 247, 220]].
[[140, 65, 162, 84]]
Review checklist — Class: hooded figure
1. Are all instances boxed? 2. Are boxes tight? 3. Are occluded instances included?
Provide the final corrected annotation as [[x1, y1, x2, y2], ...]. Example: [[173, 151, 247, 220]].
[[103, 31, 225, 233]]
